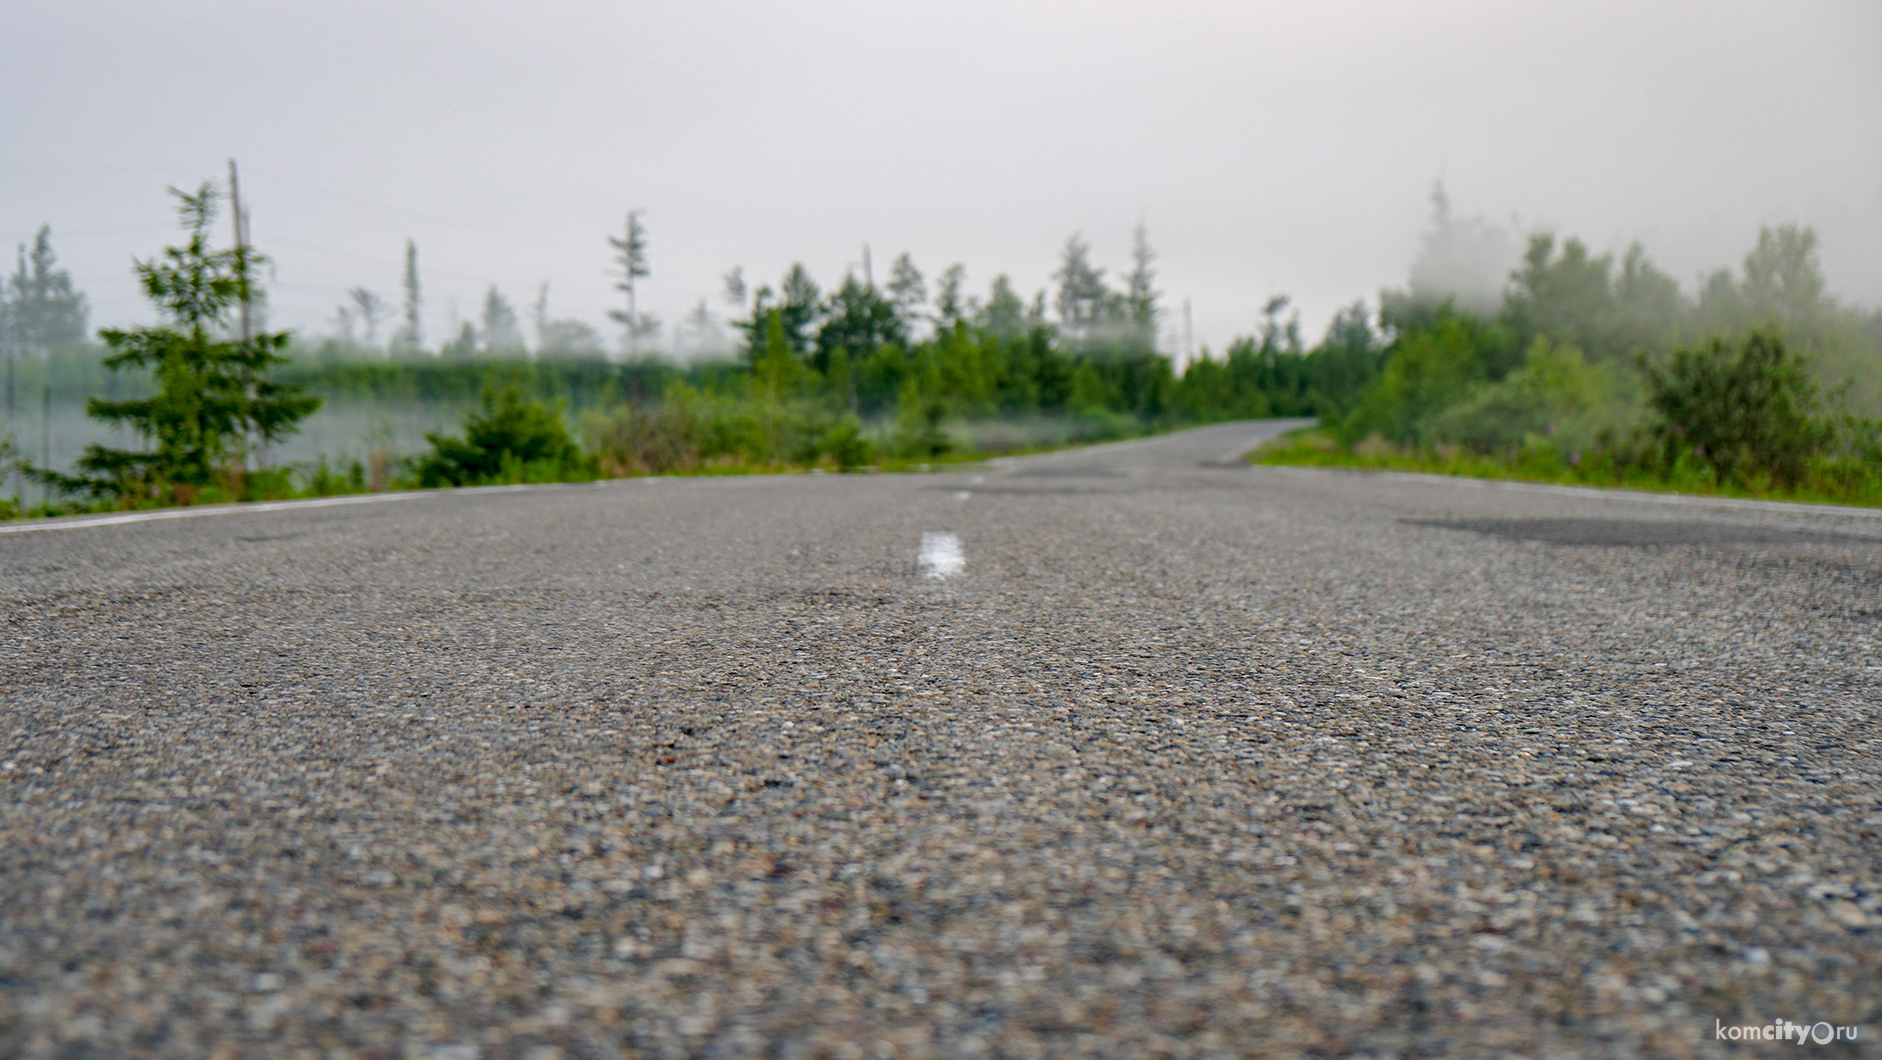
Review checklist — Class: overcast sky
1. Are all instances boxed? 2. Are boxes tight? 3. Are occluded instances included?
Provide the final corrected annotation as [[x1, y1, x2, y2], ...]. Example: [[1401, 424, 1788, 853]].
[[5, 0, 1879, 356]]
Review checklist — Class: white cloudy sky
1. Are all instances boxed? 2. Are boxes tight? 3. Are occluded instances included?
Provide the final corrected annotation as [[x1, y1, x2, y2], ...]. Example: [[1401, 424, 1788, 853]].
[[4, 0, 1878, 356]]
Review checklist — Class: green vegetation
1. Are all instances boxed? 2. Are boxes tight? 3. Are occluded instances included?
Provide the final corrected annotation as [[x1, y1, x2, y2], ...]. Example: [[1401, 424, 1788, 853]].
[[1256, 221, 1882, 508], [0, 428, 19, 520], [6, 181, 1879, 518], [25, 184, 320, 507], [416, 385, 589, 487]]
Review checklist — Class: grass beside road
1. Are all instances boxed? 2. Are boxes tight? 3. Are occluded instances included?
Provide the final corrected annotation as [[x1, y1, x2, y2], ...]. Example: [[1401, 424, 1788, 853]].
[[0, 411, 1167, 522], [1252, 425, 1882, 510]]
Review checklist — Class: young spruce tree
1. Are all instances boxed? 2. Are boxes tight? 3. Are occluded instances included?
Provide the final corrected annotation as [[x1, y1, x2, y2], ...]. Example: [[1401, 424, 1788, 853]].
[[38, 183, 319, 505]]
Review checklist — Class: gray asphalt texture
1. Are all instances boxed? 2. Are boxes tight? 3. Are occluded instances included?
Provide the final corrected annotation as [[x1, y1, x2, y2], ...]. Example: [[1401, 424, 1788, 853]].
[[3, 420, 1880, 1059]]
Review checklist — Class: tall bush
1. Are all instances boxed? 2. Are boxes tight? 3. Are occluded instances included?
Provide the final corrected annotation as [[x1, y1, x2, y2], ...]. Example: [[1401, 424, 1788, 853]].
[[417, 385, 586, 486], [1428, 338, 1612, 454], [1338, 312, 1515, 446], [1640, 330, 1833, 488]]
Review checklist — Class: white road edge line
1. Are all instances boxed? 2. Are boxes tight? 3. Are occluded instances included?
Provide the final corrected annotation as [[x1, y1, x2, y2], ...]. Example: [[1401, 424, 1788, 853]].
[[0, 481, 616, 537], [0, 491, 422, 535], [918, 531, 965, 578]]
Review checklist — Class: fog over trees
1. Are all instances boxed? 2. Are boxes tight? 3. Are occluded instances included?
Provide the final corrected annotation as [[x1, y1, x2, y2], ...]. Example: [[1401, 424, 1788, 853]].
[[5, 172, 1879, 517]]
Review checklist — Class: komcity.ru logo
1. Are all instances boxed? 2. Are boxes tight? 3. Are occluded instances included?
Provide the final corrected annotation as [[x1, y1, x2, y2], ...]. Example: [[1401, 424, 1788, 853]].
[[1715, 1018, 1861, 1044]]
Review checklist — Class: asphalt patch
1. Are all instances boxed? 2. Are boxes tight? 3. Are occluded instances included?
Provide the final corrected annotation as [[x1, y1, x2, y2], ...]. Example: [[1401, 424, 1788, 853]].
[[1404, 517, 1878, 548]]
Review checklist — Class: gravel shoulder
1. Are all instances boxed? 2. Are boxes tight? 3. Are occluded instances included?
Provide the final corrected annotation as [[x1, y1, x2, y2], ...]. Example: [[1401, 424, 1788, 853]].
[[3, 420, 1878, 1059]]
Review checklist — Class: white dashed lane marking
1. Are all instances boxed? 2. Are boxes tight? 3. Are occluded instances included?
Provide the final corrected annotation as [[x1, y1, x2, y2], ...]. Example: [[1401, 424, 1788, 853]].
[[918, 531, 964, 579]]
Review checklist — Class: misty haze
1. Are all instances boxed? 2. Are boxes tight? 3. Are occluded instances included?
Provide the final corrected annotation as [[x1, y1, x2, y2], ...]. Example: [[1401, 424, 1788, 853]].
[[3, 3, 1879, 1057]]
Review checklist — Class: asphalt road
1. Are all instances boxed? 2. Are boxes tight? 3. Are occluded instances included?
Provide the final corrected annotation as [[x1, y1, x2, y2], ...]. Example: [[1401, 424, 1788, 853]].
[[3, 420, 1879, 1059]]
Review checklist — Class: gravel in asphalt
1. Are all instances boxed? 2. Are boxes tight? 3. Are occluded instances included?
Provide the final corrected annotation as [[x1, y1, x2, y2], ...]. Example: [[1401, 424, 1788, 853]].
[[2, 420, 1879, 1058]]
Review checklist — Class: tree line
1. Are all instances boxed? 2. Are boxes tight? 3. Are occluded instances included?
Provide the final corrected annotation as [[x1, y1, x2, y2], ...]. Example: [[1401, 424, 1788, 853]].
[[1262, 192, 1882, 503], [4, 177, 1879, 514]]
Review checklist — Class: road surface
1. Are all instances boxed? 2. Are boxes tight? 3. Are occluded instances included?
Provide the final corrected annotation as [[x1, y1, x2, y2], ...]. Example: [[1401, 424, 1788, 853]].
[[3, 420, 1879, 1058]]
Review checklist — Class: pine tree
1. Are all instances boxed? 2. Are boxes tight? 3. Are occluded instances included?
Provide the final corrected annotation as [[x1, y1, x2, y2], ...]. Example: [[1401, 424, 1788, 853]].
[[979, 275, 1027, 340], [886, 252, 926, 336], [8, 227, 89, 356], [721, 267, 747, 309], [933, 264, 970, 327], [1125, 224, 1160, 349], [347, 287, 389, 350], [740, 264, 821, 361], [440, 321, 479, 362], [1740, 224, 1828, 333], [816, 273, 904, 370], [1053, 234, 1109, 348], [534, 282, 606, 357], [481, 286, 524, 354], [1406, 182, 1518, 316], [608, 211, 653, 358], [680, 298, 724, 359], [33, 183, 319, 504], [394, 239, 424, 353]]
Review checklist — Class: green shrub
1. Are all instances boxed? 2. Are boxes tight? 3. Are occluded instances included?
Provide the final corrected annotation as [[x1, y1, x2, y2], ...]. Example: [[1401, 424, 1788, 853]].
[[584, 387, 872, 473], [585, 391, 709, 474], [306, 455, 369, 496], [1428, 338, 1614, 454], [817, 416, 875, 470], [1640, 330, 1833, 488], [892, 389, 953, 458], [1338, 312, 1516, 446], [0, 428, 19, 518], [418, 385, 586, 486]]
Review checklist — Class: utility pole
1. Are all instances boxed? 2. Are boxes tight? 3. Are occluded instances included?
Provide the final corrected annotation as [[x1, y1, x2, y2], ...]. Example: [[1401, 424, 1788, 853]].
[[229, 159, 252, 349], [1183, 297, 1194, 366], [229, 159, 259, 476], [861, 244, 873, 290]]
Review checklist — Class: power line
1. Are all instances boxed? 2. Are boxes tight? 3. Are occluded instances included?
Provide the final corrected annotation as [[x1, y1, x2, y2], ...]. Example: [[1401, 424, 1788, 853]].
[[247, 168, 599, 251], [0, 165, 210, 175], [9, 223, 173, 239], [258, 234, 407, 271], [260, 233, 547, 287]]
